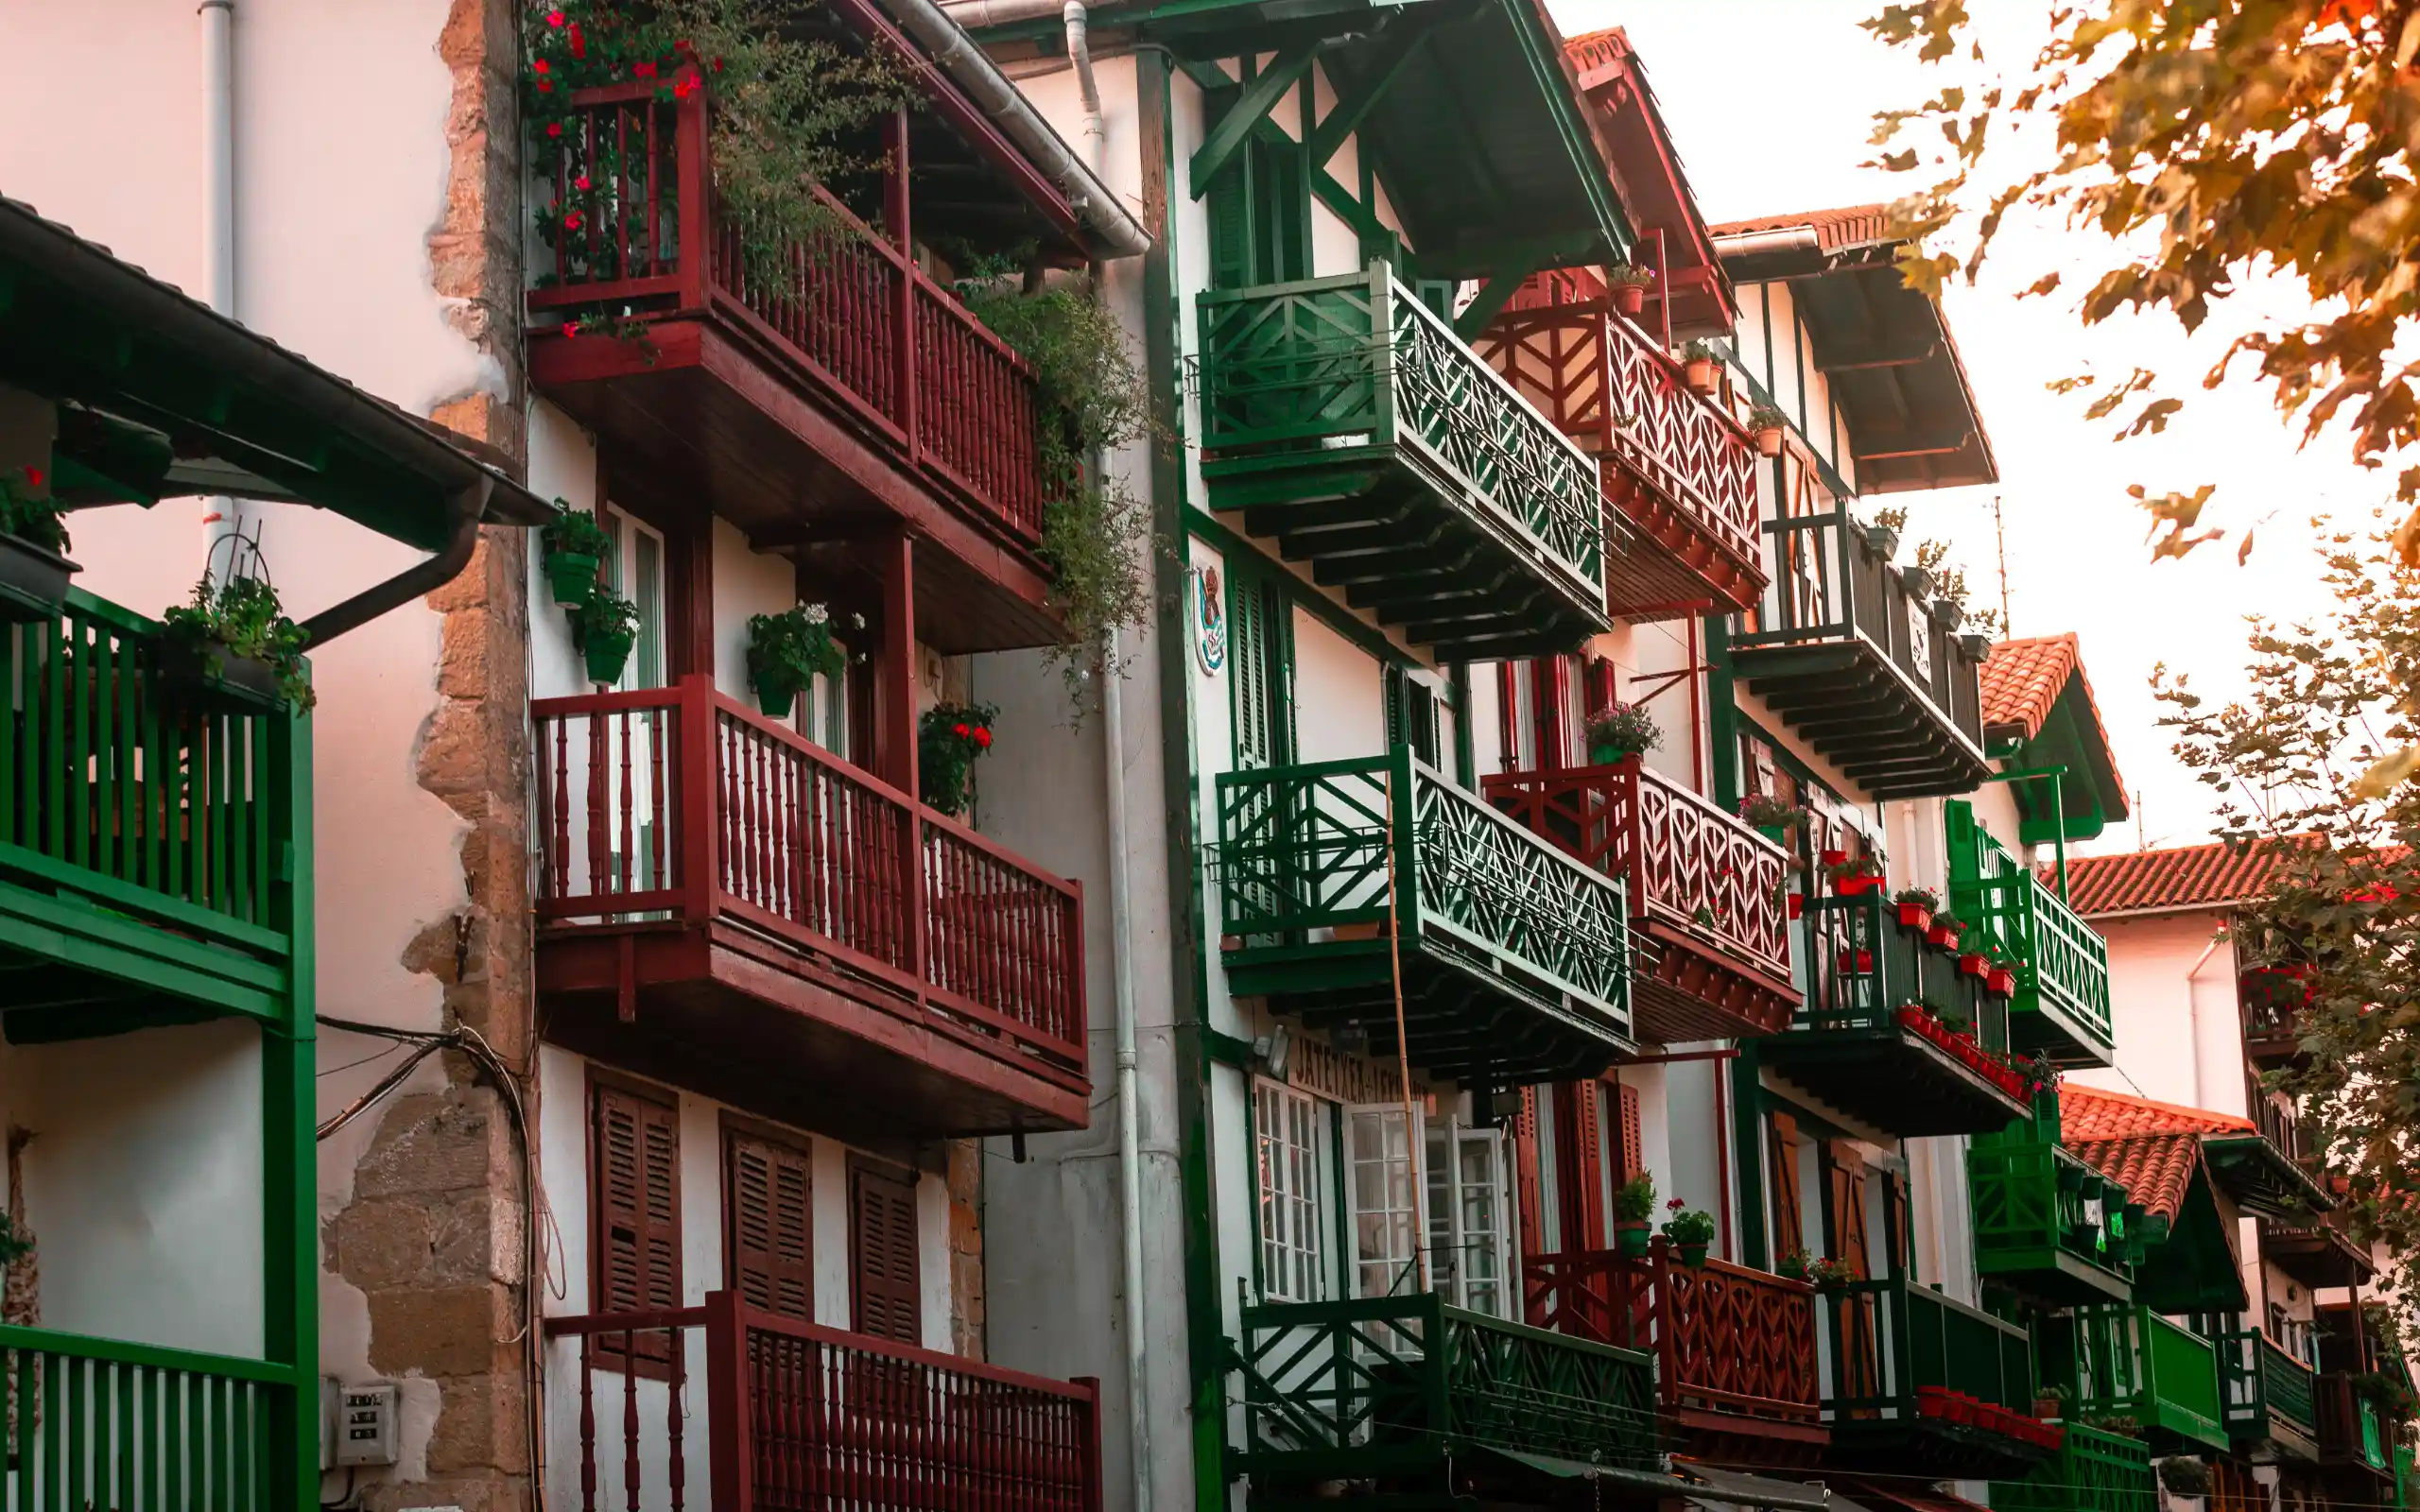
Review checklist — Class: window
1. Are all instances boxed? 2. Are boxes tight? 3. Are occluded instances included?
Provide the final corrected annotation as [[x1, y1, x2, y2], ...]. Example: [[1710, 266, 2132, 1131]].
[[603, 507, 666, 692], [1229, 565, 1295, 770], [725, 1128, 813, 1322], [1347, 1106, 1423, 1299], [1205, 127, 1306, 290], [848, 1158, 922, 1344], [591, 1078, 682, 1375], [1383, 665, 1443, 769], [1426, 1121, 1511, 1317], [1255, 1080, 1325, 1302]]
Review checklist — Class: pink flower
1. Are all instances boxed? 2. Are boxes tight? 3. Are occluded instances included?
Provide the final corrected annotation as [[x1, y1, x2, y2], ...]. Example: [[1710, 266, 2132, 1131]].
[[562, 322, 579, 338], [574, 174, 592, 192], [546, 9, 565, 26]]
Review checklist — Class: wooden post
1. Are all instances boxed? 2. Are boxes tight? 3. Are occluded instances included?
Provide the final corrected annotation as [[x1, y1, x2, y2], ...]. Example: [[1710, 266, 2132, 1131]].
[[680, 674, 719, 922], [885, 108, 919, 467], [675, 92, 711, 311], [670, 510, 715, 683], [875, 531, 927, 984], [703, 1290, 752, 1512]]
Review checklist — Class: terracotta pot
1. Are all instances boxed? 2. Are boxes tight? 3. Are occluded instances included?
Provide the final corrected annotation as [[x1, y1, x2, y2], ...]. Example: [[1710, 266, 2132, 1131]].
[[1961, 952, 1991, 978], [1898, 902, 1933, 932], [1754, 425, 1786, 458], [1615, 284, 1648, 317], [1685, 357, 1719, 392]]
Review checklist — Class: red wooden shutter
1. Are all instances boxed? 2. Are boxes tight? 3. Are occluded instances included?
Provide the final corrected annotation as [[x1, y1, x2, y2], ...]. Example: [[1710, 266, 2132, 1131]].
[[1584, 658, 1618, 724], [1562, 1080, 1605, 1252], [1536, 657, 1575, 770], [1769, 1111, 1805, 1263], [726, 1131, 813, 1322], [1613, 1080, 1644, 1182], [1512, 1088, 1544, 1258], [592, 1081, 681, 1374], [850, 1160, 922, 1344]]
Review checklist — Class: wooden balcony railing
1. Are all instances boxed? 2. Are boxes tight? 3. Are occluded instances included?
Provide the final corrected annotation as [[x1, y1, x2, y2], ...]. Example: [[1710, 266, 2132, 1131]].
[[2316, 1370, 2393, 1471], [1814, 1273, 2046, 1477], [1521, 1241, 1821, 1429], [1993, 1420, 2156, 1512], [0, 589, 303, 1020], [1214, 747, 1634, 1082], [1969, 1092, 2139, 1304], [0, 1322, 305, 1511], [1231, 1293, 1658, 1488], [2239, 968, 2309, 1061], [1946, 800, 2115, 1069], [2064, 1305, 2227, 1451], [544, 1295, 1101, 1512], [531, 677, 1084, 1080], [1473, 293, 1766, 616], [528, 84, 1051, 548], [2215, 1326, 2318, 1441], [1482, 757, 1795, 1039]]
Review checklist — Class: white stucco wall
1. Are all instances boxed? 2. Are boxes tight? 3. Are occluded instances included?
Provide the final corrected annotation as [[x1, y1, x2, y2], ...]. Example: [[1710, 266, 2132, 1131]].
[[2072, 909, 2241, 1111]]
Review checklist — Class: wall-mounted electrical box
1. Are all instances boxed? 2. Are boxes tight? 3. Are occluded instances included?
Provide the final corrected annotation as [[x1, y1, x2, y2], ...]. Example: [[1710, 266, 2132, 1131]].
[[335, 1381, 400, 1468]]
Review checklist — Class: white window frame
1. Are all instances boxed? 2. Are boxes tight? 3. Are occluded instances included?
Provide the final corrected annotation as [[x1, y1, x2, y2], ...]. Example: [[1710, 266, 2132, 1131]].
[[1255, 1079, 1326, 1304], [1426, 1117, 1513, 1319], [1345, 1104, 1425, 1301], [605, 506, 667, 694]]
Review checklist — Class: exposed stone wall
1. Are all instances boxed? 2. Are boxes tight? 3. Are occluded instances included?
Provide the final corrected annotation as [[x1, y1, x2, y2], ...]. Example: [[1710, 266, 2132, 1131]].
[[948, 1140, 985, 1360], [321, 0, 536, 1507]]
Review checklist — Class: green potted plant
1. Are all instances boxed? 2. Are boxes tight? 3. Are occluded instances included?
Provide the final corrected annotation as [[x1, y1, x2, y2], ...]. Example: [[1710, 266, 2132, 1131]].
[[1605, 261, 1656, 317], [1893, 886, 1940, 933], [574, 586, 640, 686], [159, 575, 313, 713], [1680, 338, 1723, 393], [541, 503, 613, 610], [920, 701, 998, 818], [1806, 1256, 1862, 1288], [1661, 1199, 1716, 1267], [2034, 1383, 2068, 1421], [0, 463, 76, 623], [1584, 701, 1660, 765], [745, 602, 850, 719], [1737, 792, 1808, 842], [2158, 1457, 2213, 1498], [1776, 1246, 1815, 1281], [1614, 1172, 1656, 1258], [1746, 403, 1789, 458]]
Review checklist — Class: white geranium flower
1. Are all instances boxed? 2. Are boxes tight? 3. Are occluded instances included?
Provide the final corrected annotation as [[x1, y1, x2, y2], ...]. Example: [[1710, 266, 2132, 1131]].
[[802, 602, 829, 624]]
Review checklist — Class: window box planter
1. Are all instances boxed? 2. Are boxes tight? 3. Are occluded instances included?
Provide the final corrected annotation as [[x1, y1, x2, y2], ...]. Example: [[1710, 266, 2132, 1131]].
[[1839, 948, 1875, 973], [1821, 849, 1847, 867], [1927, 921, 1962, 950], [1836, 872, 1884, 897], [1960, 952, 1992, 979], [156, 640, 287, 715], [1898, 902, 1935, 932], [1986, 966, 2017, 997], [0, 535, 77, 624]]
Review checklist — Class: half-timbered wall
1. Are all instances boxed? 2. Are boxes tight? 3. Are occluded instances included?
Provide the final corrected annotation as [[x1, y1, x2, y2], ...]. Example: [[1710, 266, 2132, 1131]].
[[1734, 280, 1858, 491]]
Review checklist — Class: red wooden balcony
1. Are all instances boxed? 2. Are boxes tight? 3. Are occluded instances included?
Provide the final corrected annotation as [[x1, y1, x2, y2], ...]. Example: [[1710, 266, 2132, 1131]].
[[531, 677, 1087, 1142], [528, 85, 1062, 651], [1477, 273, 1768, 622], [545, 1295, 1101, 1512], [1484, 757, 1797, 1043], [1524, 1240, 1825, 1463]]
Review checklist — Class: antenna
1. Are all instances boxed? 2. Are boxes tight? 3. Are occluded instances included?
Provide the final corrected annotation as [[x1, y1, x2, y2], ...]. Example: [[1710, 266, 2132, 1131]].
[[2135, 787, 2147, 852], [1992, 492, 2011, 635]]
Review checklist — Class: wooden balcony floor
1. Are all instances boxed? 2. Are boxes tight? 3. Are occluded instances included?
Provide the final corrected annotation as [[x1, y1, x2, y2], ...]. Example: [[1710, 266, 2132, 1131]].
[[1761, 1023, 2031, 1138], [1733, 640, 1990, 801], [539, 919, 1086, 1144]]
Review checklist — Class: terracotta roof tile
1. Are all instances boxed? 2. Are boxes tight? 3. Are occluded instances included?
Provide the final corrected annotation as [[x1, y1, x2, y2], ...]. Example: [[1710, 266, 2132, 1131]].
[[2062, 1085, 2250, 1225], [2064, 840, 2295, 918], [1981, 632, 2127, 798], [1706, 204, 1895, 252]]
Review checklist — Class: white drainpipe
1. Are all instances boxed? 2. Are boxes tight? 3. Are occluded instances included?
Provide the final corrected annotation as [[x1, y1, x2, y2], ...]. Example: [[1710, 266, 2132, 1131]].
[[200, 0, 243, 557], [1065, 6, 1150, 1510]]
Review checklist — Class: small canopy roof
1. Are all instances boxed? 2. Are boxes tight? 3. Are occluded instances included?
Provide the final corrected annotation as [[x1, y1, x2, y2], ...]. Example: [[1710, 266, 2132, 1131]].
[[0, 195, 553, 555], [1980, 633, 2130, 846], [1711, 203, 1996, 492]]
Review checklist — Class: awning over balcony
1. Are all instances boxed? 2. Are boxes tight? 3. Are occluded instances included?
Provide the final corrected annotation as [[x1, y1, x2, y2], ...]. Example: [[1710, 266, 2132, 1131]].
[[0, 197, 550, 551]]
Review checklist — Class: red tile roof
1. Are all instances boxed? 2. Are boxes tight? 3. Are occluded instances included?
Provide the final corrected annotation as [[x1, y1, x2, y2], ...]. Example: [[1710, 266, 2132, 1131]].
[[1706, 204, 1895, 253], [2061, 1084, 2251, 1224], [2064, 840, 2294, 919]]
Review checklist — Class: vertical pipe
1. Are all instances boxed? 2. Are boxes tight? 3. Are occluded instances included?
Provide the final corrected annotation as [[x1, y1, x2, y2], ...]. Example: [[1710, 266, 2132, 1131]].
[[1065, 7, 1150, 1510], [199, 0, 243, 558]]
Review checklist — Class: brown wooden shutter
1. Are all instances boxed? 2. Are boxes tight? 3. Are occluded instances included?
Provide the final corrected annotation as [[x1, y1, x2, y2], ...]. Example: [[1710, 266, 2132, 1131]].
[[592, 1079, 681, 1375], [726, 1130, 813, 1322], [1768, 1111, 1805, 1263], [1822, 1140, 1879, 1403], [850, 1159, 922, 1344], [1612, 1080, 1644, 1182], [1824, 1140, 1870, 1278], [1512, 1088, 1544, 1258], [1562, 1080, 1605, 1252]]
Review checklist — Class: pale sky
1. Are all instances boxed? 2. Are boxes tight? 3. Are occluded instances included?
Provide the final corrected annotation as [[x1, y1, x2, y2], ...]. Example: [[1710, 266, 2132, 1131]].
[[1559, 1, 2375, 852]]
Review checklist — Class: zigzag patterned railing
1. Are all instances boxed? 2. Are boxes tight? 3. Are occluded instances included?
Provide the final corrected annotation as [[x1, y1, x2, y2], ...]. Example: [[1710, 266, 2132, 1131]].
[[1483, 759, 1790, 988], [1945, 801, 2114, 1060], [1235, 1293, 1659, 1479], [1994, 1420, 2156, 1512], [1216, 748, 1632, 1037], [1522, 1242, 1820, 1424], [1197, 265, 1604, 593]]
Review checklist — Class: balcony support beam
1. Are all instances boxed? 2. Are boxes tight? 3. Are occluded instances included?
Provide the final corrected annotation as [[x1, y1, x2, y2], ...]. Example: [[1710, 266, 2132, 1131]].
[[1189, 47, 1319, 197]]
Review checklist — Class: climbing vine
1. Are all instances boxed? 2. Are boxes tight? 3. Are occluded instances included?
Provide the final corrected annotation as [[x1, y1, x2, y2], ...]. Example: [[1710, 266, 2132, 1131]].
[[521, 0, 912, 294], [954, 267, 1157, 718]]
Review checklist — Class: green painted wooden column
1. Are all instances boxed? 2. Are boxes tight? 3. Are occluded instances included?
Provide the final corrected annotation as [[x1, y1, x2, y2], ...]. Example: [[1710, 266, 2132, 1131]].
[[267, 691, 317, 1509]]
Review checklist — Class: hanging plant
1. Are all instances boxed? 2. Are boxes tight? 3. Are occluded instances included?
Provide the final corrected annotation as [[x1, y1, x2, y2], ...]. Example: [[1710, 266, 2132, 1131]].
[[746, 602, 853, 719], [522, 0, 913, 297], [574, 585, 641, 686], [1604, 261, 1655, 316], [1746, 402, 1789, 457], [1583, 701, 1661, 765], [160, 575, 314, 712], [541, 502, 612, 610], [920, 701, 997, 817], [0, 465, 76, 623], [954, 269, 1156, 719]]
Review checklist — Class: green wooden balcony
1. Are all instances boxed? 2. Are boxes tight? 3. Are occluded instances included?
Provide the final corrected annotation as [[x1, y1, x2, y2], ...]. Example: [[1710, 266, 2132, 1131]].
[[1945, 801, 2115, 1068], [1216, 747, 1634, 1084], [1196, 264, 1612, 661], [1763, 893, 2031, 1137], [0, 590, 305, 1038], [1993, 1419, 2157, 1512], [1232, 1293, 1659, 1494], [2214, 1326, 2319, 1447], [1969, 1089, 2139, 1305], [2316, 1370, 2394, 1473], [2049, 1305, 2228, 1453], [1813, 1273, 2051, 1479]]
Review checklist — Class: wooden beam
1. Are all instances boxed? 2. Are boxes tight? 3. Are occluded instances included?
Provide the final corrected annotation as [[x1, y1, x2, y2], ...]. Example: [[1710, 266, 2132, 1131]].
[[1189, 46, 1319, 198], [1852, 427, 1973, 461], [1306, 13, 1437, 169], [1817, 340, 1940, 373], [1454, 254, 1544, 342]]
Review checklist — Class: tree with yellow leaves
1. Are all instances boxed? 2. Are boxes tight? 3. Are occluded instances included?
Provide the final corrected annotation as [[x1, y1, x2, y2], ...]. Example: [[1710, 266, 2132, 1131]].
[[1866, 0, 2420, 561]]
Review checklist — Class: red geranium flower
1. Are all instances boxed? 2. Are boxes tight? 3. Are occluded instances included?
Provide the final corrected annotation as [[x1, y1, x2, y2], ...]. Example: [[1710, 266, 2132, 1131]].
[[562, 322, 579, 338], [674, 37, 694, 52], [974, 728, 992, 749], [546, 9, 565, 25], [532, 58, 550, 73], [569, 26, 586, 58], [574, 173, 592, 191], [633, 59, 658, 77], [23, 467, 43, 490], [563, 210, 583, 230], [544, 120, 563, 138], [711, 56, 725, 72], [536, 78, 553, 93], [953, 722, 970, 737], [672, 76, 697, 98]]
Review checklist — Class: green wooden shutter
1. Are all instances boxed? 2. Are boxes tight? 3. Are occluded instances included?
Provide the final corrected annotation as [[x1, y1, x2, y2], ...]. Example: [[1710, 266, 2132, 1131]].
[[1208, 161, 1253, 291], [1229, 563, 1296, 769], [1384, 665, 1443, 768]]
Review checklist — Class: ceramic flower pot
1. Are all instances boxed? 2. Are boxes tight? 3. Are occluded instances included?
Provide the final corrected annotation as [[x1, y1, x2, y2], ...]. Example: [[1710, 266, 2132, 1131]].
[[1898, 902, 1933, 932], [545, 548, 599, 610], [583, 627, 635, 686], [1616, 1223, 1651, 1260], [0, 533, 77, 624], [1754, 425, 1786, 458], [1677, 1242, 1709, 1268], [1685, 357, 1718, 392], [754, 671, 802, 720], [1615, 284, 1648, 317]]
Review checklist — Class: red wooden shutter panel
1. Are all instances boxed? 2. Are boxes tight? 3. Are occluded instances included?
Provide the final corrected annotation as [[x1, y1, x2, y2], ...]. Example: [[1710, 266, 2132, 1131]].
[[1564, 1080, 1605, 1252], [850, 1161, 922, 1344], [1613, 1080, 1644, 1182], [1769, 1111, 1805, 1263], [727, 1132, 813, 1322], [1512, 1088, 1543, 1258], [592, 1081, 681, 1374], [1584, 657, 1618, 722]]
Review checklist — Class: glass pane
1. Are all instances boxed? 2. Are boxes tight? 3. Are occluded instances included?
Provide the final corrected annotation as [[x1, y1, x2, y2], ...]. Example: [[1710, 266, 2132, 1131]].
[[1459, 1132, 1503, 1318], [1256, 1083, 1324, 1303], [631, 525, 664, 691], [1350, 1108, 1419, 1299]]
